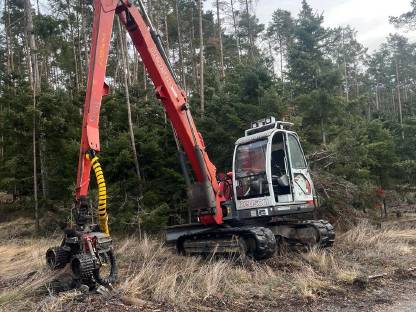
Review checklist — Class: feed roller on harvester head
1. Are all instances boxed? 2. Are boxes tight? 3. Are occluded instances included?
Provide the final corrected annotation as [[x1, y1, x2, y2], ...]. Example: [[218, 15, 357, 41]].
[[46, 0, 335, 288]]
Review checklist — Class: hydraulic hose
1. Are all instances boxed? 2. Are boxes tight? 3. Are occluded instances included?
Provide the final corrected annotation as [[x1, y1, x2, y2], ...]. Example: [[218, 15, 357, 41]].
[[86, 153, 109, 235]]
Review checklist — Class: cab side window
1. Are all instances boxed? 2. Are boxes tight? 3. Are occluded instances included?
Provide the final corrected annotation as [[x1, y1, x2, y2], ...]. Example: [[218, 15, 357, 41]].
[[271, 132, 287, 175], [288, 134, 307, 169]]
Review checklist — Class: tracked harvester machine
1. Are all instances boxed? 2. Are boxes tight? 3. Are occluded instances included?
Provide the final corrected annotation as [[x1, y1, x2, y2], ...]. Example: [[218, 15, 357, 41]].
[[45, 0, 334, 287], [167, 117, 335, 259]]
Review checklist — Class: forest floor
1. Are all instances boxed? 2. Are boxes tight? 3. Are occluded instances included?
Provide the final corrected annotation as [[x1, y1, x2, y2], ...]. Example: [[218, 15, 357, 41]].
[[1, 214, 416, 312]]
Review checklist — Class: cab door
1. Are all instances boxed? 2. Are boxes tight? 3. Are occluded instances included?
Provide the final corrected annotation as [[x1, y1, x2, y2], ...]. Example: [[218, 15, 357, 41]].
[[233, 139, 275, 211], [286, 133, 314, 203]]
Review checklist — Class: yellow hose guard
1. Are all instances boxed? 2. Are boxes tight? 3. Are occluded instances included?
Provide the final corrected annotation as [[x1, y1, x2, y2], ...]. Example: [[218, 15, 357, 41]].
[[86, 153, 109, 235]]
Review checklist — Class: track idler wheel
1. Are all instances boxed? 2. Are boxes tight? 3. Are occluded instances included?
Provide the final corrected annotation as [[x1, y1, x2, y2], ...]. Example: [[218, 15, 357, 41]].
[[46, 246, 70, 270], [71, 254, 95, 283], [315, 220, 335, 248], [246, 227, 277, 260]]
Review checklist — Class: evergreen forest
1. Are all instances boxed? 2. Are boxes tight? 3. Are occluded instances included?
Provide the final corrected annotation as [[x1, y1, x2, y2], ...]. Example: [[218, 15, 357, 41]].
[[1, 0, 416, 232]]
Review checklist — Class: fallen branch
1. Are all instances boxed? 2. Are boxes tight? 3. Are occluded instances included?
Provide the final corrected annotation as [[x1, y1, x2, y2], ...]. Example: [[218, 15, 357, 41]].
[[368, 273, 388, 280], [353, 266, 416, 288]]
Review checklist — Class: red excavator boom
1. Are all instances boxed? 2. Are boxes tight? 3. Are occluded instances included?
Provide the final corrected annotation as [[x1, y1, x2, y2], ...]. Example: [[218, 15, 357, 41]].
[[75, 0, 224, 225]]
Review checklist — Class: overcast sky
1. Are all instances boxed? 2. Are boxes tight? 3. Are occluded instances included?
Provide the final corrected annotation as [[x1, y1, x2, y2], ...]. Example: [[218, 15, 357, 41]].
[[252, 0, 416, 51], [32, 0, 415, 52]]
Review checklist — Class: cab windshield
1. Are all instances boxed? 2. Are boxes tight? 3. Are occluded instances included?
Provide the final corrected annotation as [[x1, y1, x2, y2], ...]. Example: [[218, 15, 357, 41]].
[[235, 140, 269, 200]]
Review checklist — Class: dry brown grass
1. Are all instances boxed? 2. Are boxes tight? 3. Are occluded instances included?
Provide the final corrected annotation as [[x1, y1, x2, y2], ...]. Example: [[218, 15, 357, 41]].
[[0, 238, 61, 311], [117, 236, 268, 306], [1, 219, 416, 311], [291, 266, 334, 299], [302, 248, 359, 284], [0, 218, 36, 240], [340, 221, 416, 249], [338, 221, 416, 270]]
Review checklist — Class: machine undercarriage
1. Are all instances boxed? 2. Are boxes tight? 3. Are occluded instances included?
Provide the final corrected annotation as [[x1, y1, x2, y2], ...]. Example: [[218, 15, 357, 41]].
[[167, 219, 335, 259]]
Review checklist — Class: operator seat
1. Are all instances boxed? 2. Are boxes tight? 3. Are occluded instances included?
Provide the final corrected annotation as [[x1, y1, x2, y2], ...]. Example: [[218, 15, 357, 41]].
[[271, 149, 290, 196], [271, 150, 286, 175]]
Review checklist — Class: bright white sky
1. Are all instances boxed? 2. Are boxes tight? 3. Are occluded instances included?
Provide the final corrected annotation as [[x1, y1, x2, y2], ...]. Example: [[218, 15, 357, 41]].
[[252, 0, 416, 51]]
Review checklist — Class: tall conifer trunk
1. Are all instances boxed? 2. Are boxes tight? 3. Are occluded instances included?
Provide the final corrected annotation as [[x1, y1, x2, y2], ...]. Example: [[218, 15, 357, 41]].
[[216, 0, 225, 79], [39, 132, 48, 200], [198, 0, 205, 117], [191, 7, 198, 90], [24, 0, 40, 232], [395, 59, 404, 139], [245, 0, 254, 60], [175, 0, 186, 91], [64, 0, 80, 91], [117, 20, 142, 186], [164, 15, 170, 58], [81, 0, 89, 74], [341, 30, 349, 102], [230, 0, 241, 62]]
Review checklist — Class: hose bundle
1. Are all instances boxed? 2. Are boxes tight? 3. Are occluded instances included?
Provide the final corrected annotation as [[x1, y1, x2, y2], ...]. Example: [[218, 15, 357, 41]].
[[87, 153, 109, 235]]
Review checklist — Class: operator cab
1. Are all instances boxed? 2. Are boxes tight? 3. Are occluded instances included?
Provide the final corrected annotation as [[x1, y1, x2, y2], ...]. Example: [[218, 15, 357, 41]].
[[232, 117, 315, 219]]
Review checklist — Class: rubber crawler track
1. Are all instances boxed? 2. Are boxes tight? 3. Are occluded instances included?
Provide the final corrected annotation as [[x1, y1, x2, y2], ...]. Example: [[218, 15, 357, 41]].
[[179, 226, 277, 260]]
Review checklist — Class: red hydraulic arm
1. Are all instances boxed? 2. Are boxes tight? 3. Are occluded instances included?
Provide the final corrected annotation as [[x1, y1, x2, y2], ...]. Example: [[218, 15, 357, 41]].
[[75, 0, 224, 225]]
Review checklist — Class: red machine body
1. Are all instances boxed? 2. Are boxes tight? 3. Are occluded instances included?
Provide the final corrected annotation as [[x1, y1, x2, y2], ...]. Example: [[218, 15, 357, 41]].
[[75, 0, 224, 225]]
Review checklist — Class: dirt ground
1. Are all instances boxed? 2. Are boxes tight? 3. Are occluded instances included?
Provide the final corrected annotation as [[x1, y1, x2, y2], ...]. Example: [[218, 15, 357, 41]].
[[1, 215, 416, 312]]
